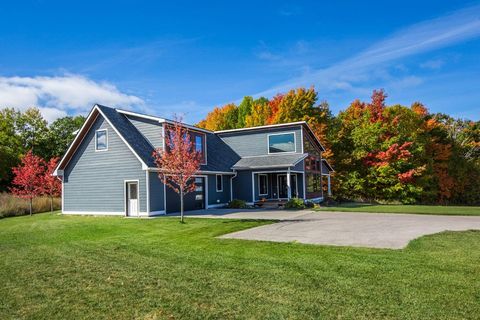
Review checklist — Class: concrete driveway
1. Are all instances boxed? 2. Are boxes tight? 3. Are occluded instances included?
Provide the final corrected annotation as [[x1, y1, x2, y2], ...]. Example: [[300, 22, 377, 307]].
[[202, 210, 480, 249]]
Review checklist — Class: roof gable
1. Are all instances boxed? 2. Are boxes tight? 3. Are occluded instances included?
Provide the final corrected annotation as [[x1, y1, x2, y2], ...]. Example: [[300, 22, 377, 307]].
[[54, 105, 155, 175]]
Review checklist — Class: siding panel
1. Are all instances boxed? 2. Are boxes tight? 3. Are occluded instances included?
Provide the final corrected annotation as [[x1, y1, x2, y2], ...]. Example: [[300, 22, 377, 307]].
[[208, 174, 231, 205], [126, 115, 164, 149], [218, 126, 303, 157], [63, 116, 147, 213]]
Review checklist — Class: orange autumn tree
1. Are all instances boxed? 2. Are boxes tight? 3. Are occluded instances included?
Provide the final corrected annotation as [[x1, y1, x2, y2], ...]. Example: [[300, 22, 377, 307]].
[[153, 117, 202, 222]]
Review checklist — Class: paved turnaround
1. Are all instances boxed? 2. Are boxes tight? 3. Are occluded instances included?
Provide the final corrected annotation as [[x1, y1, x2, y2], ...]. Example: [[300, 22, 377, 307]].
[[216, 211, 480, 249]]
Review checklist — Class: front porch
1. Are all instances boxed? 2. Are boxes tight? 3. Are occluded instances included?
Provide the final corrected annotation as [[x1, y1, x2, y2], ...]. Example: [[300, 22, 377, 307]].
[[252, 170, 304, 203]]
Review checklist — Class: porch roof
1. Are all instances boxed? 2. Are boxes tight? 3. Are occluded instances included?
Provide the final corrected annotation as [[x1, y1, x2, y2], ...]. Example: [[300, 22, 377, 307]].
[[232, 153, 308, 170]]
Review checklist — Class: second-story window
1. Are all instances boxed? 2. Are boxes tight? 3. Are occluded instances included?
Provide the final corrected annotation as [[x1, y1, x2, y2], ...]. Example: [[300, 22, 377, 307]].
[[268, 132, 296, 153], [192, 132, 206, 164], [95, 129, 108, 151]]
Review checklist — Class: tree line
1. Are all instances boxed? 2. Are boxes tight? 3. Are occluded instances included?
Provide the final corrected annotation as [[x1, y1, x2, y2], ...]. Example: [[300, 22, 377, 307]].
[[1, 88, 479, 205], [0, 107, 85, 191], [197, 88, 480, 205]]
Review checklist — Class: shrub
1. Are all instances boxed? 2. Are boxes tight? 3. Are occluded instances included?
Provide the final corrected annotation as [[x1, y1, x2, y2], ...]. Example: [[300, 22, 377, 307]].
[[284, 198, 305, 209], [0, 193, 61, 218], [228, 199, 246, 209], [304, 201, 315, 208]]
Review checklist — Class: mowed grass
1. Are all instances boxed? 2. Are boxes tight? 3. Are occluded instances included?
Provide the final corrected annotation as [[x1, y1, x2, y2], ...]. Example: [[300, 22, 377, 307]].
[[1, 213, 480, 319], [316, 202, 480, 216]]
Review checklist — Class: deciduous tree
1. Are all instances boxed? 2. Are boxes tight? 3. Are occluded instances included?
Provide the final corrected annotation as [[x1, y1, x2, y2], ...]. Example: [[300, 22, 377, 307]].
[[10, 150, 45, 216], [153, 118, 202, 222]]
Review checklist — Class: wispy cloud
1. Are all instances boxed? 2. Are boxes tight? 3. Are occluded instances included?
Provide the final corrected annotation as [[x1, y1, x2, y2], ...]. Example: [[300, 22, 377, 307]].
[[256, 4, 480, 97], [420, 59, 445, 70], [0, 74, 143, 122]]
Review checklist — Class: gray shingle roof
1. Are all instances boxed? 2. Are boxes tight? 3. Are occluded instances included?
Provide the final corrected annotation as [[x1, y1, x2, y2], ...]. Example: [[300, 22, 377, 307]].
[[232, 153, 308, 170], [200, 134, 241, 172], [96, 105, 156, 167], [322, 159, 334, 173]]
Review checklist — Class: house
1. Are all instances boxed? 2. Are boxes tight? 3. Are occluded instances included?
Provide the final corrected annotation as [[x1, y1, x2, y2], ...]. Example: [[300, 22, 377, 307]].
[[53, 104, 332, 216]]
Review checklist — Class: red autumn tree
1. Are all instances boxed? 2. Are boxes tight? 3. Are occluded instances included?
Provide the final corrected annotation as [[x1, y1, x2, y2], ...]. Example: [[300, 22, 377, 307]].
[[41, 157, 62, 212], [153, 117, 202, 222], [10, 150, 45, 216]]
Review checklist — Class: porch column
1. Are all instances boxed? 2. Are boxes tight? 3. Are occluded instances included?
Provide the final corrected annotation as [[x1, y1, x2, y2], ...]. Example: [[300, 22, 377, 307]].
[[287, 168, 292, 199], [327, 174, 332, 196]]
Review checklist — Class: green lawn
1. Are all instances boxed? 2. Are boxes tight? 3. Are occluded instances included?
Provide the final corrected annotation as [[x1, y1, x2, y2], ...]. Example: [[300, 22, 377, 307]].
[[1, 213, 480, 319], [316, 203, 480, 216]]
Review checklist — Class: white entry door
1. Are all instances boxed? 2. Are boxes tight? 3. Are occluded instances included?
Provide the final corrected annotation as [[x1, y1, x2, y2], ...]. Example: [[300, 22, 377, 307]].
[[127, 182, 139, 216]]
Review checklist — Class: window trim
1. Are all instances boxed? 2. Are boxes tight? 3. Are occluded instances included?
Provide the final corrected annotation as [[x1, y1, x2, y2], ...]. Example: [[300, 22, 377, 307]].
[[258, 174, 268, 196], [267, 131, 297, 154], [95, 129, 108, 152], [215, 174, 223, 192]]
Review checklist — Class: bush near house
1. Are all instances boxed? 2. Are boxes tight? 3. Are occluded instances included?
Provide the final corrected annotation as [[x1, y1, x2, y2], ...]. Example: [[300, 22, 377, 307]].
[[284, 197, 305, 209], [228, 199, 247, 209], [0, 193, 61, 218]]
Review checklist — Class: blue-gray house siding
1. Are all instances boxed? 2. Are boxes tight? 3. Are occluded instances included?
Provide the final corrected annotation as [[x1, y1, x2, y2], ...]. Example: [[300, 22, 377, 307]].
[[207, 174, 231, 205], [63, 115, 147, 214], [148, 171, 165, 213], [56, 105, 329, 216], [217, 126, 303, 157], [126, 115, 164, 150]]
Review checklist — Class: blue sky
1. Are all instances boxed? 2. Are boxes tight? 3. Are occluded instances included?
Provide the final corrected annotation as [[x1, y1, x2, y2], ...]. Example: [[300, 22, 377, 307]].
[[0, 1, 479, 122]]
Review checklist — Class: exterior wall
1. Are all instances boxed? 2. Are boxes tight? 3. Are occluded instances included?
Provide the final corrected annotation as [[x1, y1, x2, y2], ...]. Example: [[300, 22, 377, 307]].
[[63, 115, 147, 214], [232, 170, 253, 202], [148, 171, 165, 213], [207, 174, 231, 206], [218, 126, 303, 157], [126, 115, 164, 149]]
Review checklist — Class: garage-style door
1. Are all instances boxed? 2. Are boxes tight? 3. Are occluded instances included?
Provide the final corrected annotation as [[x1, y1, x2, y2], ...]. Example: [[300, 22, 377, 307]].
[[165, 177, 206, 213]]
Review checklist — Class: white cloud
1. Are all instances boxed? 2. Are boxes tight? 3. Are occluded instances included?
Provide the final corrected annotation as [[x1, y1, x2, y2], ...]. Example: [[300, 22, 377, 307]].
[[420, 59, 445, 70], [0, 74, 144, 122], [256, 4, 480, 97]]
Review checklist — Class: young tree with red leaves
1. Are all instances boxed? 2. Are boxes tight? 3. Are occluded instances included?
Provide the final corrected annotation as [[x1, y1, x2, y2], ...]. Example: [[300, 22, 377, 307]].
[[41, 157, 62, 212], [10, 150, 45, 216], [153, 118, 202, 222]]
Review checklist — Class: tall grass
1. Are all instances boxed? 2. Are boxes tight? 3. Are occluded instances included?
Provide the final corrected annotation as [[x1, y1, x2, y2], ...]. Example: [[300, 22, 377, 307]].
[[0, 193, 61, 218]]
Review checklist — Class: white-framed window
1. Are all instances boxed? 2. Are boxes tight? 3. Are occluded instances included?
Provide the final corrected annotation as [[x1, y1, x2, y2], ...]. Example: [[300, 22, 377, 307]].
[[216, 174, 223, 192], [259, 174, 268, 196], [95, 129, 108, 151], [268, 132, 296, 153]]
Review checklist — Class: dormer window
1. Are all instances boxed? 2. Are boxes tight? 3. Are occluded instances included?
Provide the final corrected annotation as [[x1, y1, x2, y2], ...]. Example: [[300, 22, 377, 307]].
[[268, 132, 296, 153], [95, 129, 108, 151]]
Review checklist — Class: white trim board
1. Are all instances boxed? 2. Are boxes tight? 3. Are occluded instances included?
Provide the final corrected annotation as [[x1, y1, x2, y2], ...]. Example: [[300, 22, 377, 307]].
[[149, 210, 166, 216], [94, 128, 108, 152], [62, 211, 127, 216], [215, 121, 307, 133], [207, 203, 227, 209]]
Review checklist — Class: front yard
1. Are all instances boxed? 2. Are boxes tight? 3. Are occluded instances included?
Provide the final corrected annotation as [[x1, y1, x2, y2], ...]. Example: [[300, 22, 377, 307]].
[[316, 203, 480, 216], [1, 213, 479, 319]]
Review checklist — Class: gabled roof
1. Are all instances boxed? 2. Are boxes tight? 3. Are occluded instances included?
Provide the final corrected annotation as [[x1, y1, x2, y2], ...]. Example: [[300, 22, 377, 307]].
[[54, 105, 156, 175], [322, 159, 334, 174], [232, 153, 308, 170], [116, 108, 213, 134], [215, 121, 326, 152]]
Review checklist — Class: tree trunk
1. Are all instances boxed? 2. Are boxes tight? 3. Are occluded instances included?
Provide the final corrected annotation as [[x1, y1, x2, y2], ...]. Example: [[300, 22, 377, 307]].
[[50, 196, 53, 212], [29, 198, 32, 216], [180, 189, 184, 223]]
